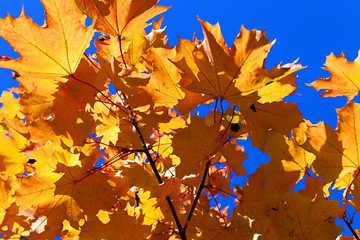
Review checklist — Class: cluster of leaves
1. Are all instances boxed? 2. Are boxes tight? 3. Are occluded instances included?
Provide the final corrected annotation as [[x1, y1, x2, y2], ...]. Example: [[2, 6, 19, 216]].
[[0, 0, 359, 239]]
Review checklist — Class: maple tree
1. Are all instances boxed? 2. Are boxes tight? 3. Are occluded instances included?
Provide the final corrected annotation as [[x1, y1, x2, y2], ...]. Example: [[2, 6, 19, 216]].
[[0, 0, 359, 239]]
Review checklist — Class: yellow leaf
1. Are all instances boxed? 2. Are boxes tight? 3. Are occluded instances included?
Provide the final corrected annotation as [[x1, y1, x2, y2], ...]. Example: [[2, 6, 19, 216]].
[[0, 0, 94, 79], [75, 0, 169, 37], [308, 51, 360, 101]]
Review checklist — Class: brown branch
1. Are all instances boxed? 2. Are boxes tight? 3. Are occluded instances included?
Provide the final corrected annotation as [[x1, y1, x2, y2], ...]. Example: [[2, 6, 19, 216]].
[[166, 196, 186, 240], [206, 186, 227, 222], [213, 98, 218, 123], [132, 119, 163, 184], [343, 214, 360, 240], [115, 40, 184, 237], [181, 161, 211, 235], [119, 94, 186, 238]]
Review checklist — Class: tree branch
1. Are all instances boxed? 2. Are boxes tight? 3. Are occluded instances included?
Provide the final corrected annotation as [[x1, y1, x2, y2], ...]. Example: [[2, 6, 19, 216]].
[[116, 35, 185, 236], [119, 94, 185, 238], [132, 119, 163, 184], [343, 214, 360, 240], [166, 196, 186, 240], [181, 161, 210, 235]]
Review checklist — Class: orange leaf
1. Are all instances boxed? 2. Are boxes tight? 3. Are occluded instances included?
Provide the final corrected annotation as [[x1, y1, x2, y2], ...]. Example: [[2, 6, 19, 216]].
[[308, 51, 360, 101], [171, 19, 303, 109], [268, 192, 343, 240], [75, 0, 169, 36], [241, 101, 303, 150], [0, 0, 94, 79], [301, 102, 360, 193]]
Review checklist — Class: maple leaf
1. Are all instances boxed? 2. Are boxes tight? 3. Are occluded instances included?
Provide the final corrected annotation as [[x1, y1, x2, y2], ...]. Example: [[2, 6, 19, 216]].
[[28, 195, 84, 239], [141, 47, 185, 108], [268, 192, 343, 240], [259, 131, 315, 192], [0, 128, 28, 176], [53, 153, 121, 220], [79, 208, 152, 239], [171, 19, 303, 110], [121, 162, 158, 190], [0, 0, 94, 79], [172, 115, 225, 178], [0, 91, 23, 120], [14, 141, 80, 211], [241, 101, 303, 150], [301, 102, 360, 188], [220, 140, 247, 176], [0, 0, 359, 238], [75, 0, 169, 37], [187, 211, 253, 240], [234, 172, 280, 234], [0, 176, 16, 226], [309, 50, 360, 101]]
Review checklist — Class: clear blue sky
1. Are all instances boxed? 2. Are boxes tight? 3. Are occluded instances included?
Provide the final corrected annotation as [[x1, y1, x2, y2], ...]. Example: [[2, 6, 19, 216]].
[[1, 0, 360, 237]]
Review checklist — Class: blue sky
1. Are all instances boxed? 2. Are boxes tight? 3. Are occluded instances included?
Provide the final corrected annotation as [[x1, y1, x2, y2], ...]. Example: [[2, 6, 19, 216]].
[[0, 0, 360, 237]]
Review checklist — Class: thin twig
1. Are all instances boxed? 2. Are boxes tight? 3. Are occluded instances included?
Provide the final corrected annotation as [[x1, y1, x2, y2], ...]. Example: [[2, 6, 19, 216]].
[[181, 161, 211, 234], [116, 43, 184, 238], [120, 93, 186, 237], [72, 74, 128, 114], [166, 196, 186, 240], [343, 214, 360, 240]]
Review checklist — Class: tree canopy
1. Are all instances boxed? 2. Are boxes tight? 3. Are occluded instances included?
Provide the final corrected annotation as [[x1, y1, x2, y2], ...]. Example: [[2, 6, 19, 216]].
[[0, 0, 359, 239]]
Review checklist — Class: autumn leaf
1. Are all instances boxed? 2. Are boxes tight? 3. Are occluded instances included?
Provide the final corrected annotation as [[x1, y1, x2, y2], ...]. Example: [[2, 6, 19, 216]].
[[0, 176, 16, 226], [54, 154, 121, 220], [309, 50, 360, 101], [79, 208, 152, 239], [301, 102, 360, 188], [187, 211, 253, 240], [172, 115, 224, 178], [259, 131, 315, 192], [241, 101, 303, 150], [75, 0, 169, 37], [234, 172, 280, 234], [0, 128, 28, 175], [268, 192, 343, 240], [171, 19, 303, 110], [0, 0, 94, 79], [142, 47, 185, 108]]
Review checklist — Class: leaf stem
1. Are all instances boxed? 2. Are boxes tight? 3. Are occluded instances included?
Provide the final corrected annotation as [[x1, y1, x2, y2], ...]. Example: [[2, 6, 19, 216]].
[[221, 105, 235, 139], [72, 74, 128, 115], [181, 161, 210, 234], [118, 35, 128, 69], [344, 169, 360, 204]]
